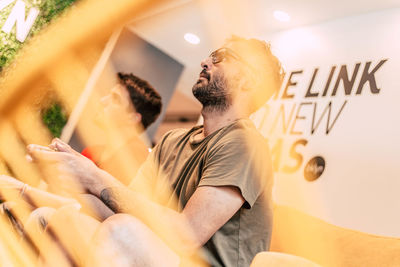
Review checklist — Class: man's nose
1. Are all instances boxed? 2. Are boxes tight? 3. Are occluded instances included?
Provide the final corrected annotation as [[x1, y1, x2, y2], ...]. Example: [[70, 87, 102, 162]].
[[201, 57, 212, 70]]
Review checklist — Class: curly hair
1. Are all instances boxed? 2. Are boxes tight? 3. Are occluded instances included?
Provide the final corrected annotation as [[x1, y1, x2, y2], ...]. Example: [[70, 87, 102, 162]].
[[117, 73, 162, 129]]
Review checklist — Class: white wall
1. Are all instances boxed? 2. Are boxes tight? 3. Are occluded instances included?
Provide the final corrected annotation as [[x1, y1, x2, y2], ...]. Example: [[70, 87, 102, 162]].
[[111, 28, 184, 141], [251, 8, 400, 237]]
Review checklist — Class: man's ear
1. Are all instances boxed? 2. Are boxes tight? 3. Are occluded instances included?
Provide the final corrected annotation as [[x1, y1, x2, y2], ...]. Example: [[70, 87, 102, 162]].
[[239, 75, 254, 93], [134, 112, 142, 124], [240, 67, 258, 93], [129, 112, 142, 124]]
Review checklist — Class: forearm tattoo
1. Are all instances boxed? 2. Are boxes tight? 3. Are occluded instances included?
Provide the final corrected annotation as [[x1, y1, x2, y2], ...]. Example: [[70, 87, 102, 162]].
[[99, 187, 131, 213]]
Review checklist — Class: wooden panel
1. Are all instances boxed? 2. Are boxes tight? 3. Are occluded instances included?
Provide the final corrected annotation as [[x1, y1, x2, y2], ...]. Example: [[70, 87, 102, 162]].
[[0, 157, 11, 176], [12, 80, 54, 146], [46, 52, 90, 114], [0, 121, 42, 185], [0, 0, 160, 114]]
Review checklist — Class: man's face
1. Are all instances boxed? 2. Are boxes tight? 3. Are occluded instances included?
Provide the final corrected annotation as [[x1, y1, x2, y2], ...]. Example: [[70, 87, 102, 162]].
[[101, 84, 132, 117], [192, 43, 245, 112], [95, 84, 139, 128]]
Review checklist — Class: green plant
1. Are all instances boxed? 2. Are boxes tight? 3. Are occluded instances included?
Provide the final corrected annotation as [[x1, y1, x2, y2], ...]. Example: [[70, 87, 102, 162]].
[[42, 103, 68, 138], [0, 0, 79, 71]]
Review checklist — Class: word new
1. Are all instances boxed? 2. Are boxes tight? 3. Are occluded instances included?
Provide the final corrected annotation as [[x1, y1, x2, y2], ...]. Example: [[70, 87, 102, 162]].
[[0, 0, 39, 42], [268, 100, 347, 135]]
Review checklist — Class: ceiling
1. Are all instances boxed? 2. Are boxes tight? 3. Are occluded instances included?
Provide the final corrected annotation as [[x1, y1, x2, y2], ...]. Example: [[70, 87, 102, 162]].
[[129, 0, 400, 101]]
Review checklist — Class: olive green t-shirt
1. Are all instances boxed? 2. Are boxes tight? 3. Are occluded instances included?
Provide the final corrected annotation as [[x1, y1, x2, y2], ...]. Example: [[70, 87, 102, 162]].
[[131, 119, 274, 267]]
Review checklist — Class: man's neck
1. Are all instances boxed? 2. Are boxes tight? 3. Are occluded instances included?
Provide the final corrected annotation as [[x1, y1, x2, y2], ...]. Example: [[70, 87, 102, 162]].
[[201, 105, 247, 137], [105, 122, 141, 148]]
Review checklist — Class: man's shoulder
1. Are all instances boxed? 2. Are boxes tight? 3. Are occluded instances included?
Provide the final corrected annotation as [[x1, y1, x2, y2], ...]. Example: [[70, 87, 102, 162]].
[[161, 127, 195, 142], [157, 126, 202, 149], [216, 119, 269, 148]]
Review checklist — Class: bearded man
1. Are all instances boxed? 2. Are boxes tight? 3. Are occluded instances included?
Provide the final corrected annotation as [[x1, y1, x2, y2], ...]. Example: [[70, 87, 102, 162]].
[[28, 35, 284, 267]]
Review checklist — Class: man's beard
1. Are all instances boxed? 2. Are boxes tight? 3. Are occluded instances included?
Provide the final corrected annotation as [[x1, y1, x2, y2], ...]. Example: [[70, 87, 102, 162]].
[[192, 71, 233, 113]]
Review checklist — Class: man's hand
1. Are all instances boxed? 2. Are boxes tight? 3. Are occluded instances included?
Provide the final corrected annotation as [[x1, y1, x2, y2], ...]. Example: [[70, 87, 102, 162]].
[[27, 139, 118, 196]]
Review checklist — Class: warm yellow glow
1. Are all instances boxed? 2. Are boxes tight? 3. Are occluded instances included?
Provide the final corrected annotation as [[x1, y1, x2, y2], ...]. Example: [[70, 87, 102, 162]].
[[1, 0, 397, 266], [0, 0, 206, 265]]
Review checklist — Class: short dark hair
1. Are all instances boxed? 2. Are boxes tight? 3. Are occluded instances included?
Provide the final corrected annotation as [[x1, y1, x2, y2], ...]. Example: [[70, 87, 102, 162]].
[[117, 73, 162, 129], [226, 36, 285, 113]]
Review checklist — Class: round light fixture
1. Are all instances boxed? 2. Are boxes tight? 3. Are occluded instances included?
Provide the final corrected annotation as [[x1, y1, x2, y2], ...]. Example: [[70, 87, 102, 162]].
[[273, 10, 291, 22], [184, 33, 200, 45]]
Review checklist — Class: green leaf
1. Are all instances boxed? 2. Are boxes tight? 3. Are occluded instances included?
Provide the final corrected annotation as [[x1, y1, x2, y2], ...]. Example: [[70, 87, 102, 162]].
[[42, 103, 68, 138]]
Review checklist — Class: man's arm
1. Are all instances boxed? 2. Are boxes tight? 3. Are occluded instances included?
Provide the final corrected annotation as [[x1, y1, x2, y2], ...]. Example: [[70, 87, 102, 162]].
[[99, 183, 245, 254], [28, 139, 245, 254], [77, 194, 114, 221]]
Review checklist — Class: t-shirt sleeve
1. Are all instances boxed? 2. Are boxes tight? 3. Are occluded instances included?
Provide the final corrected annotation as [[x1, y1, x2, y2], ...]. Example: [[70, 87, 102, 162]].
[[128, 129, 176, 199], [198, 132, 273, 208], [128, 142, 159, 195]]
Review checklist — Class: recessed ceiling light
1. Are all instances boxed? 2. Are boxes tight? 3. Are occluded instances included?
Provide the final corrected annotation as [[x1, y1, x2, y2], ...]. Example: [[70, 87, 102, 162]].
[[184, 33, 200, 45], [273, 10, 290, 22]]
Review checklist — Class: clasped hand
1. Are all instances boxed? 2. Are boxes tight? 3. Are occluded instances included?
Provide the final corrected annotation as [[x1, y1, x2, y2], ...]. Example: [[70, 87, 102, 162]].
[[27, 138, 101, 195]]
